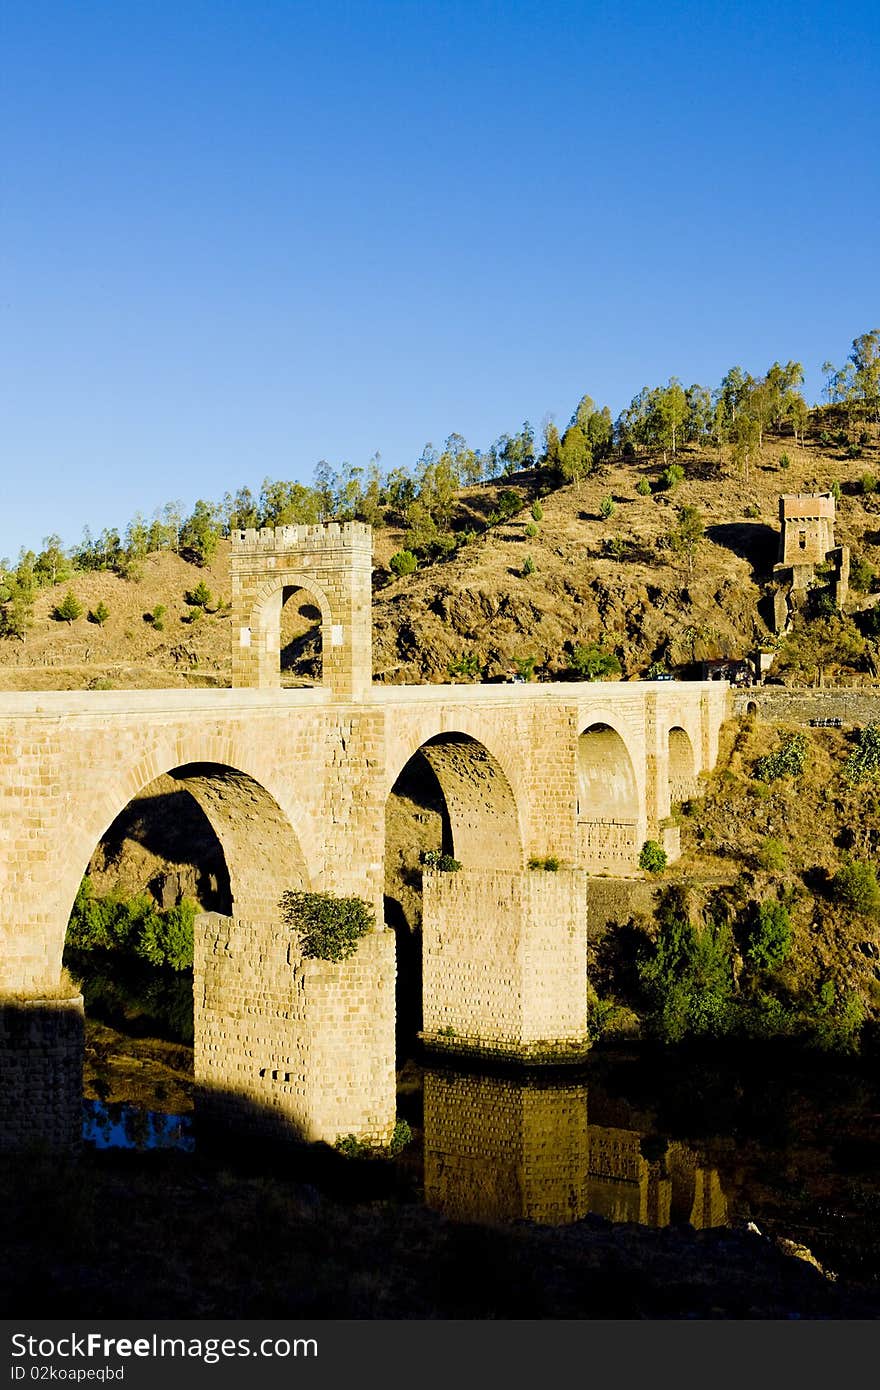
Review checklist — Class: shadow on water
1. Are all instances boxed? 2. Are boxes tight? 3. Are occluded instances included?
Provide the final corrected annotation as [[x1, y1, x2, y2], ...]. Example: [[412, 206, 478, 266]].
[[3, 1005, 880, 1318]]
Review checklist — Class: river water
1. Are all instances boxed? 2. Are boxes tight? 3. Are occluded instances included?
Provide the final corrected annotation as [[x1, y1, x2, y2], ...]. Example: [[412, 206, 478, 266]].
[[82, 1044, 880, 1290]]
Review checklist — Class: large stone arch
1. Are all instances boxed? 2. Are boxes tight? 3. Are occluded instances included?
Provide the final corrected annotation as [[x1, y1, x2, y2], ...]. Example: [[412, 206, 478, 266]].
[[576, 721, 643, 873], [50, 732, 314, 984]]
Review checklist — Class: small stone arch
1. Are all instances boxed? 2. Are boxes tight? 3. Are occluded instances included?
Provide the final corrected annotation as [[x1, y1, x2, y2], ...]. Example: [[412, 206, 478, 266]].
[[577, 722, 641, 872], [746, 700, 758, 717], [668, 726, 699, 806]]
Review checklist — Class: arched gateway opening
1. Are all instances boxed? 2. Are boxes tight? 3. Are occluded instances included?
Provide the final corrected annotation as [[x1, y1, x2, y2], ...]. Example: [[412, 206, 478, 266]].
[[384, 733, 522, 1057]]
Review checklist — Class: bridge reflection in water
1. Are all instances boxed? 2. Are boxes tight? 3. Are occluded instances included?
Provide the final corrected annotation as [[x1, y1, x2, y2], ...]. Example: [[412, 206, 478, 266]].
[[422, 1068, 728, 1231]]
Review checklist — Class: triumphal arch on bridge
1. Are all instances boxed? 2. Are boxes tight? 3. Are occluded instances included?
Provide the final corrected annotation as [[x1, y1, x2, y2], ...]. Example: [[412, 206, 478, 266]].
[[0, 522, 729, 1151]]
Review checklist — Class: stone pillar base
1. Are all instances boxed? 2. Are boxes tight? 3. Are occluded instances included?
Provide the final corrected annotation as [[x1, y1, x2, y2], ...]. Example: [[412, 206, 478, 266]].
[[0, 993, 83, 1153], [195, 915, 396, 1146], [422, 867, 589, 1061]]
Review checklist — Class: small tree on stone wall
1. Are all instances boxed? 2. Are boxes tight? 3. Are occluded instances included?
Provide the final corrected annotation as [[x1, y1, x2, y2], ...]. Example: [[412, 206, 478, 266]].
[[279, 889, 374, 961]]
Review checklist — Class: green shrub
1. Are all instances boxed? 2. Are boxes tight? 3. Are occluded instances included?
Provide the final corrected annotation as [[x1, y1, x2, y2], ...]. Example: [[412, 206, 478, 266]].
[[745, 900, 792, 972], [830, 859, 880, 914], [53, 590, 82, 623], [88, 601, 110, 626], [422, 850, 462, 872], [335, 1134, 369, 1158], [637, 887, 735, 1042], [528, 855, 560, 871], [802, 979, 865, 1054], [447, 651, 482, 679], [636, 478, 652, 496], [389, 1118, 413, 1155], [849, 555, 875, 593], [185, 579, 212, 608], [779, 453, 791, 470], [513, 654, 537, 681], [757, 837, 788, 872], [390, 549, 418, 576], [525, 521, 538, 538], [830, 479, 842, 503], [567, 641, 621, 680], [336, 1117, 413, 1159], [530, 501, 543, 522], [146, 604, 166, 631], [521, 555, 536, 576], [660, 463, 684, 490], [137, 899, 197, 971], [497, 488, 524, 519], [279, 890, 374, 961], [65, 878, 195, 971], [844, 722, 880, 782], [639, 840, 667, 874], [754, 732, 807, 781], [861, 472, 877, 495], [599, 495, 615, 519]]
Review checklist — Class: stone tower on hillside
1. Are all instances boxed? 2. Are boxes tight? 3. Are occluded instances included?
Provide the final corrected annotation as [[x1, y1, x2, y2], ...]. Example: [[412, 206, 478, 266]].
[[772, 493, 849, 632]]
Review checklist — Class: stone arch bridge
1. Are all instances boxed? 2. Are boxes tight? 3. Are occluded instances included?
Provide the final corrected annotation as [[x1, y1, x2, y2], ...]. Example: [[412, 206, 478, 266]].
[[0, 522, 730, 1151]]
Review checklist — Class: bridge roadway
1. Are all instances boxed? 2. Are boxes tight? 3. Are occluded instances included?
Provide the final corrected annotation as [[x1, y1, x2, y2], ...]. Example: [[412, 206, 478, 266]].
[[0, 676, 729, 1152]]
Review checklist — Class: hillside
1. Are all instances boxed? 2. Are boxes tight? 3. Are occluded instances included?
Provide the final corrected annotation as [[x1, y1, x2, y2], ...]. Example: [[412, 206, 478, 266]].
[[2, 426, 880, 691]]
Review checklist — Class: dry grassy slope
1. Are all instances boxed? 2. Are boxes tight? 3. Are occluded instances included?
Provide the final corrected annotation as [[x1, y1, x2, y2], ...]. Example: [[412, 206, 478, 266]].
[[674, 717, 880, 1015], [372, 432, 880, 681], [3, 429, 880, 691], [0, 549, 236, 690]]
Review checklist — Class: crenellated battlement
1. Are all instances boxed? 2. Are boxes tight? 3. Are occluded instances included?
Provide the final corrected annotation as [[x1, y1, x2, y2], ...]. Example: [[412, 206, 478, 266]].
[[231, 521, 372, 552]]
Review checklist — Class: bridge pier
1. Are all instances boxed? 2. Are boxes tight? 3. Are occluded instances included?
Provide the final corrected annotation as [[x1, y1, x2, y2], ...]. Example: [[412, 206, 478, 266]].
[[0, 993, 83, 1153], [195, 913, 396, 1145], [421, 866, 589, 1062]]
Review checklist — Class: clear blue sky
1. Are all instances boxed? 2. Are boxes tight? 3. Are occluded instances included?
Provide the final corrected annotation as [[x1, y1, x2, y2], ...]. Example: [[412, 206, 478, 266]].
[[2, 0, 878, 560]]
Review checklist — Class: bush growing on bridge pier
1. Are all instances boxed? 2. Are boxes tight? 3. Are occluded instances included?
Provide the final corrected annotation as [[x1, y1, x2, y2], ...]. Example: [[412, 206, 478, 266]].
[[279, 890, 374, 962], [639, 840, 667, 874], [421, 850, 462, 872]]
